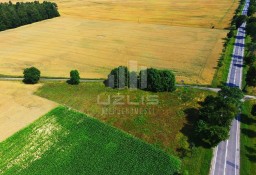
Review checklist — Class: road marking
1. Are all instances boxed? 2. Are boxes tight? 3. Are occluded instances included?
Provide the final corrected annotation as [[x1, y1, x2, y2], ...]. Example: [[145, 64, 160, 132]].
[[224, 140, 229, 175], [212, 146, 219, 175], [235, 116, 239, 175]]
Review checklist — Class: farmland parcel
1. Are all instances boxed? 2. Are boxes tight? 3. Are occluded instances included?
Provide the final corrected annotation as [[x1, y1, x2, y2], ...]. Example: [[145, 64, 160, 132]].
[[0, 0, 239, 84], [0, 106, 181, 174]]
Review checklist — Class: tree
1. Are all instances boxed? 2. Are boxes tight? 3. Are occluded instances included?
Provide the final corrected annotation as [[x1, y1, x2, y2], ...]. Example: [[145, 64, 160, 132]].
[[246, 64, 256, 87], [0, 1, 60, 32], [244, 54, 256, 66], [235, 15, 247, 29], [196, 86, 243, 147], [68, 70, 80, 85], [251, 104, 256, 116], [145, 68, 176, 92], [160, 70, 176, 92], [129, 71, 138, 89], [248, 17, 256, 24], [104, 66, 176, 92], [248, 5, 256, 16], [246, 22, 256, 40], [104, 66, 129, 89], [23, 67, 40, 84], [218, 86, 244, 103]]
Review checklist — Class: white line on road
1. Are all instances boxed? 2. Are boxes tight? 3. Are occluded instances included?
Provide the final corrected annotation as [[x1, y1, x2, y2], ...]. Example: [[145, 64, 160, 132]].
[[224, 140, 229, 175]]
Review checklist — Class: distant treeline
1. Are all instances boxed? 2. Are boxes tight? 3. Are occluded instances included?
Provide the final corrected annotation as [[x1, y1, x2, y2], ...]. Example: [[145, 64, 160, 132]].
[[0, 1, 60, 31]]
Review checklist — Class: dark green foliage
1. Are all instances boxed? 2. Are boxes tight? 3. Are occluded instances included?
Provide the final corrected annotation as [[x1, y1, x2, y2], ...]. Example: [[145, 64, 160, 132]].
[[244, 54, 256, 65], [145, 68, 176, 92], [251, 104, 256, 116], [246, 64, 256, 87], [105, 66, 176, 92], [218, 86, 244, 103], [0, 106, 181, 175], [196, 86, 243, 147], [129, 71, 138, 89], [227, 30, 235, 38], [0, 1, 60, 31], [248, 0, 256, 16], [23, 67, 41, 84], [104, 66, 129, 88], [68, 70, 80, 85], [235, 15, 247, 29], [248, 17, 256, 24], [246, 22, 256, 41]]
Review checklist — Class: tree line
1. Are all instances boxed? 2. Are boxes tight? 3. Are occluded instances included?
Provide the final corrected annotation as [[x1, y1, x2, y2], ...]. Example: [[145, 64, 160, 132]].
[[196, 86, 244, 146], [104, 66, 176, 92], [23, 67, 80, 85], [0, 1, 60, 31]]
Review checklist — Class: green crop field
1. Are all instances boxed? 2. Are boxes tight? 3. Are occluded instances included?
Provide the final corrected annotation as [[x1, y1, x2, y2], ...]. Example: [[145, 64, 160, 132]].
[[0, 106, 180, 175], [36, 82, 214, 174]]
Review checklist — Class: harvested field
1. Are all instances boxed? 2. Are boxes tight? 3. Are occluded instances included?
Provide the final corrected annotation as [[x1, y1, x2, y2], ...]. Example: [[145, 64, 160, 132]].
[[4, 0, 239, 29], [0, 17, 226, 84], [0, 81, 57, 142], [0, 0, 239, 84]]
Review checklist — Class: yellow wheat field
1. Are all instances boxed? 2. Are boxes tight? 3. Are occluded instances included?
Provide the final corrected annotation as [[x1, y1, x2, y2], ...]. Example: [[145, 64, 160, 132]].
[[0, 81, 57, 142], [0, 0, 238, 84]]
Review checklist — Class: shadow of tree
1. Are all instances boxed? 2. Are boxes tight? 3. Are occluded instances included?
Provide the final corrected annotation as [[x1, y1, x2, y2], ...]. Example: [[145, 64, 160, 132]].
[[240, 114, 256, 125], [246, 154, 256, 163], [181, 107, 211, 149], [241, 128, 256, 138], [245, 144, 256, 163], [245, 145, 256, 153]]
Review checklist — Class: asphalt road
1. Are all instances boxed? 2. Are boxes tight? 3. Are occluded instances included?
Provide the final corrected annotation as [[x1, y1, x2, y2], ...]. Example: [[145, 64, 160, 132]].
[[210, 1, 250, 175]]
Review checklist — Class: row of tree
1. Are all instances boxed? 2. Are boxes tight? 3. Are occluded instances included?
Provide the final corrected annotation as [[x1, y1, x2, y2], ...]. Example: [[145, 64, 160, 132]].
[[23, 67, 80, 85], [0, 1, 60, 31], [104, 66, 176, 92], [196, 86, 244, 147], [245, 15, 256, 88], [248, 0, 256, 16]]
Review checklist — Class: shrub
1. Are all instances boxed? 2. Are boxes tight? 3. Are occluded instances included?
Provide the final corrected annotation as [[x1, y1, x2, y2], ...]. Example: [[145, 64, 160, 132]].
[[23, 67, 41, 84], [68, 70, 80, 85]]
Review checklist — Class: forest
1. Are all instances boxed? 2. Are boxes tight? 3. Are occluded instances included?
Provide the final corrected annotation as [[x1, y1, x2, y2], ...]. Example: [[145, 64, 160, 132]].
[[0, 1, 60, 31]]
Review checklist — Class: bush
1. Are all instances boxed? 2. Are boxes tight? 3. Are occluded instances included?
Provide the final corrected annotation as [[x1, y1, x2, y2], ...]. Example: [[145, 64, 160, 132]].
[[68, 70, 80, 85], [23, 67, 41, 84]]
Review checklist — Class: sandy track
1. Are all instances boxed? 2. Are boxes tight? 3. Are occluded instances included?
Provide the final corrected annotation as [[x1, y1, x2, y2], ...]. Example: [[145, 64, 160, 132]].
[[0, 81, 57, 142]]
